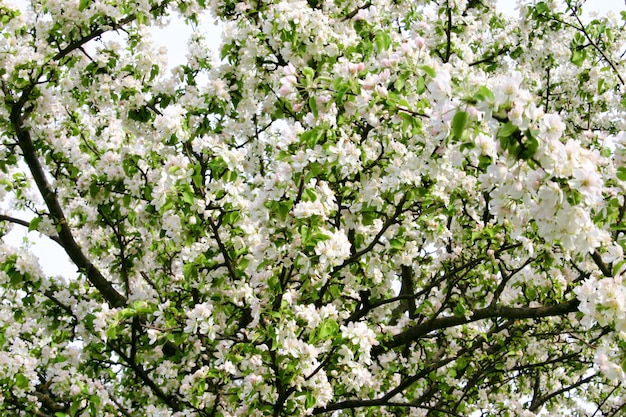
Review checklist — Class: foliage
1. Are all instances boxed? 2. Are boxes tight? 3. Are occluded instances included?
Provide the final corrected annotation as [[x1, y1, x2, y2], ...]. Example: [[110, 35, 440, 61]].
[[1, 0, 626, 415]]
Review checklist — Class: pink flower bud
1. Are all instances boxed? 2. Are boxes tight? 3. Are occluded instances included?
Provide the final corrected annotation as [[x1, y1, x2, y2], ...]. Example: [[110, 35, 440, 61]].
[[348, 62, 365, 75], [283, 63, 296, 76]]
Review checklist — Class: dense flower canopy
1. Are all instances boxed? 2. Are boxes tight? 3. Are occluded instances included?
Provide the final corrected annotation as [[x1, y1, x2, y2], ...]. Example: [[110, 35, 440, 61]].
[[1, 0, 626, 415]]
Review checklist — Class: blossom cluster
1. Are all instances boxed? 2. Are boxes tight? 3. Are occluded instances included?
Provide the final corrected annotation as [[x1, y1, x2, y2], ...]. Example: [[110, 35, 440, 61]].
[[0, 0, 625, 416]]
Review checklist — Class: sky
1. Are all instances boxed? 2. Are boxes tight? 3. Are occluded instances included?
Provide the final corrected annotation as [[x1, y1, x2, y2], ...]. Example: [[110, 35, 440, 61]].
[[2, 0, 625, 279]]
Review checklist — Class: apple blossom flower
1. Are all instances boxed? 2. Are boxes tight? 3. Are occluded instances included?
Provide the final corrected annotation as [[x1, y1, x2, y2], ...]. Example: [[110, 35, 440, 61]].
[[314, 229, 351, 267], [540, 113, 566, 141]]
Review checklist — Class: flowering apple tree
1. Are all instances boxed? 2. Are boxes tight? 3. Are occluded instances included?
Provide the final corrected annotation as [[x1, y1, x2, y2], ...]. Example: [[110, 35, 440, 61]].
[[1, 0, 626, 415]]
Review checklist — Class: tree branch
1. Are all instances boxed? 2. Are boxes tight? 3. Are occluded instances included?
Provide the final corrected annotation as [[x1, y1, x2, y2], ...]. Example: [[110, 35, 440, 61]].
[[0, 213, 63, 244], [591, 251, 612, 277], [10, 118, 127, 308], [445, 0, 452, 62], [529, 373, 596, 412], [568, 8, 625, 86], [50, 2, 169, 63], [109, 341, 181, 411], [373, 298, 580, 355]]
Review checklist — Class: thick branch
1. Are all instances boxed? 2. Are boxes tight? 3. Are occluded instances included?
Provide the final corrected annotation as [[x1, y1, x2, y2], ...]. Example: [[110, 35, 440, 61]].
[[10, 119, 126, 308], [316, 325, 507, 415], [0, 213, 30, 229], [374, 298, 579, 355], [3, 4, 170, 308]]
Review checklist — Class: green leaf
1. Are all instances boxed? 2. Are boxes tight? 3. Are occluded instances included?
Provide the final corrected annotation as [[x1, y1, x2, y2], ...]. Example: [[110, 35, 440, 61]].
[[149, 64, 160, 82], [132, 301, 152, 315], [106, 323, 119, 340], [613, 259, 626, 277], [303, 188, 317, 202], [182, 191, 195, 205], [473, 85, 495, 102], [220, 43, 233, 59], [374, 31, 392, 51], [22, 293, 35, 306], [222, 210, 240, 225], [535, 1, 549, 14], [274, 200, 293, 221], [497, 121, 518, 138], [567, 189, 582, 206], [362, 210, 376, 226], [78, 0, 91, 11], [460, 142, 475, 152], [478, 154, 492, 169], [318, 319, 339, 339], [518, 130, 538, 160], [419, 65, 436, 77], [453, 301, 467, 318], [510, 46, 523, 59], [571, 48, 586, 67], [416, 75, 425, 94], [616, 167, 626, 181], [128, 107, 152, 123], [305, 392, 316, 409], [309, 96, 318, 117], [15, 373, 29, 388], [389, 238, 405, 250], [302, 66, 315, 81], [395, 71, 409, 90], [335, 84, 350, 106], [7, 266, 22, 286], [301, 128, 323, 147], [119, 307, 135, 319], [28, 216, 42, 232], [452, 110, 468, 140], [90, 394, 101, 407]]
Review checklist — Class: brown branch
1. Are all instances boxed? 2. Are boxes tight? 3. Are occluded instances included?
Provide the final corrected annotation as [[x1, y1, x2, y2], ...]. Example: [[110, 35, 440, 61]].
[[568, 9, 625, 86], [50, 2, 169, 63], [207, 216, 239, 282], [0, 213, 31, 229], [339, 193, 407, 270], [397, 106, 430, 118], [591, 251, 612, 277], [469, 47, 508, 67], [315, 194, 408, 306], [531, 373, 597, 412], [10, 117, 127, 308], [314, 350, 451, 414], [109, 341, 181, 411], [445, 0, 452, 62], [592, 384, 621, 417], [316, 323, 508, 415], [0, 213, 63, 244], [4, 4, 173, 309], [109, 394, 134, 417], [373, 298, 580, 355], [341, 1, 372, 21]]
